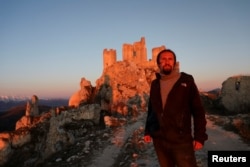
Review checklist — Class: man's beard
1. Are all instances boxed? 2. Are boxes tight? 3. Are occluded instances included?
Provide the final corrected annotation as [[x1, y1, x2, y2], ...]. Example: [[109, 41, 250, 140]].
[[162, 69, 172, 75], [161, 65, 173, 75]]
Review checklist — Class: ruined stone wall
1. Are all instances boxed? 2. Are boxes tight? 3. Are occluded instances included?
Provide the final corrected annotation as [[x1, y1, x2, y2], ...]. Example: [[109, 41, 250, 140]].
[[152, 45, 166, 64], [103, 37, 166, 69], [103, 49, 117, 69], [220, 75, 250, 113], [133, 37, 147, 63], [122, 44, 134, 62], [122, 37, 147, 64]]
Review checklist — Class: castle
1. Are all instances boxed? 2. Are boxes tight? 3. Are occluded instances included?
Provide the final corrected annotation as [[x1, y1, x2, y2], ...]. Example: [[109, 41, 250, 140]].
[[103, 37, 166, 69]]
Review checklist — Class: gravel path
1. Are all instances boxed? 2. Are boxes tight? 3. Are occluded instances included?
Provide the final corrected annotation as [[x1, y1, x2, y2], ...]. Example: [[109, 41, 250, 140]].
[[40, 113, 250, 167]]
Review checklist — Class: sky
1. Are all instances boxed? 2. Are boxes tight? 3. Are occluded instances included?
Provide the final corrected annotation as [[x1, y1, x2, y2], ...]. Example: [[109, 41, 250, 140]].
[[0, 0, 249, 99]]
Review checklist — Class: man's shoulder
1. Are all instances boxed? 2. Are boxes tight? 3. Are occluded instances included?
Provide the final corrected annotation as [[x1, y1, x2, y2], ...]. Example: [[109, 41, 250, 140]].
[[180, 72, 194, 81], [151, 78, 159, 85], [150, 77, 160, 88]]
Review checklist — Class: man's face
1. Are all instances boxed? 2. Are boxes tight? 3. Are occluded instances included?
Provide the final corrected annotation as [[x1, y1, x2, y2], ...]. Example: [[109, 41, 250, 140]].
[[158, 52, 175, 75]]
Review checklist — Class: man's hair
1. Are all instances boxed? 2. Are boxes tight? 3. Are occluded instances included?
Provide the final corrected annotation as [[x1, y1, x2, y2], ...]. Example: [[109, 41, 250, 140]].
[[156, 49, 176, 65]]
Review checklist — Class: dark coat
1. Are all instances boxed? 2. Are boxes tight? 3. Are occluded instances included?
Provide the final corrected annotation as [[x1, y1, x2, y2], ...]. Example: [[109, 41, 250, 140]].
[[145, 72, 208, 145]]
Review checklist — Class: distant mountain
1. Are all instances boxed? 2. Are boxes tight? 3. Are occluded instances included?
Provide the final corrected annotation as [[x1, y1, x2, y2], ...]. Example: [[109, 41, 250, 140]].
[[200, 88, 221, 100], [0, 97, 69, 132], [0, 96, 69, 112], [0, 95, 29, 102], [0, 100, 26, 113], [207, 88, 221, 94], [0, 105, 52, 132], [0, 104, 26, 132]]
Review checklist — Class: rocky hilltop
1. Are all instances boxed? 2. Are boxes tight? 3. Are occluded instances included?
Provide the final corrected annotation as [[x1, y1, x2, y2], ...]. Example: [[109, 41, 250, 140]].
[[1, 37, 249, 167], [0, 37, 160, 167], [0, 61, 158, 167], [94, 60, 157, 115]]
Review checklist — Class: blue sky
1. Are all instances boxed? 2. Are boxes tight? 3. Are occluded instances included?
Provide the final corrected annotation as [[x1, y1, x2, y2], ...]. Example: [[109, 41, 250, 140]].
[[0, 0, 249, 98]]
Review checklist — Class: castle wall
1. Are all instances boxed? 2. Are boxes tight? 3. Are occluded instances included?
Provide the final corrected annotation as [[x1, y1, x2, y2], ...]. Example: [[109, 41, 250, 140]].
[[103, 49, 117, 69], [152, 45, 166, 64], [122, 37, 147, 64], [220, 75, 250, 113], [122, 44, 133, 61], [103, 37, 166, 69], [133, 37, 147, 63]]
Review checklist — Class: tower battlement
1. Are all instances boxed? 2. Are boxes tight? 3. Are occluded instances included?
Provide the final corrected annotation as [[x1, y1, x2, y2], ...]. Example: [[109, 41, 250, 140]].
[[103, 37, 166, 69], [152, 45, 166, 63], [122, 37, 147, 63], [103, 48, 117, 69]]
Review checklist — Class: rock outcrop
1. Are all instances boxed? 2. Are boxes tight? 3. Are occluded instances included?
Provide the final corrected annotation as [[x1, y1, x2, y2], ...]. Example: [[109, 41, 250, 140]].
[[1, 37, 163, 166], [0, 104, 101, 166], [68, 78, 93, 107], [219, 75, 250, 113], [94, 61, 157, 116], [15, 95, 40, 130], [68, 37, 165, 112]]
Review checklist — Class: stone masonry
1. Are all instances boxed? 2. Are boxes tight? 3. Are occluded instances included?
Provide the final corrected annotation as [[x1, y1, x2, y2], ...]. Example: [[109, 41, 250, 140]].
[[220, 75, 250, 113], [103, 37, 166, 69]]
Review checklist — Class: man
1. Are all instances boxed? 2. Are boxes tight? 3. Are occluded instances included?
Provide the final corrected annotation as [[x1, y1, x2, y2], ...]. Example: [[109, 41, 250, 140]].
[[144, 49, 207, 167]]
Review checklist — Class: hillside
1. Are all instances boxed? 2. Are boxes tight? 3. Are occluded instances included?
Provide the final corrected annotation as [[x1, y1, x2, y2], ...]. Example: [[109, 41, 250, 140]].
[[0, 99, 68, 132]]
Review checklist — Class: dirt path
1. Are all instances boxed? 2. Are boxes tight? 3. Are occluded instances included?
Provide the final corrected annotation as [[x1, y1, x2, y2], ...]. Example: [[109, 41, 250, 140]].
[[86, 118, 145, 167], [204, 117, 250, 151], [40, 113, 250, 167], [195, 116, 250, 167], [116, 114, 250, 167], [84, 114, 250, 167]]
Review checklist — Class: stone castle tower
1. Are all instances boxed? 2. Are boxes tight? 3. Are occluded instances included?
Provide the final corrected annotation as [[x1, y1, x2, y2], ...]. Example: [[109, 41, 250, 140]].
[[103, 49, 117, 69], [152, 45, 166, 63], [122, 37, 147, 63], [103, 37, 166, 69]]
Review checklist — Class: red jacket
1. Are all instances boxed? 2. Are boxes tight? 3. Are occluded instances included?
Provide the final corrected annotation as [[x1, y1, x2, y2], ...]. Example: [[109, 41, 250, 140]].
[[145, 72, 208, 145]]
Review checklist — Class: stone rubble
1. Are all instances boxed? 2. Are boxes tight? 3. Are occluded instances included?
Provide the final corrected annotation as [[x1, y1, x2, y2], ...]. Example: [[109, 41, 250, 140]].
[[1, 37, 249, 166]]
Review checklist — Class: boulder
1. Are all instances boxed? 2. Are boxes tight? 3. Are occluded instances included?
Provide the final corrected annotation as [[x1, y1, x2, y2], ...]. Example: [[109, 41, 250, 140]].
[[68, 78, 93, 107], [220, 75, 250, 113], [44, 104, 101, 157], [15, 95, 40, 130], [25, 95, 39, 116]]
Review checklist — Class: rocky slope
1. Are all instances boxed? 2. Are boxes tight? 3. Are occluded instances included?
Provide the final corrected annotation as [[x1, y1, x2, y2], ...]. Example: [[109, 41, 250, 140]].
[[0, 104, 102, 167], [94, 61, 157, 115], [1, 61, 158, 167], [1, 58, 249, 166]]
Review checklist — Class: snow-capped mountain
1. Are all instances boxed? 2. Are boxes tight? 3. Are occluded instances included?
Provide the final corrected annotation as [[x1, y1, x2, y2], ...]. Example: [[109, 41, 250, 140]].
[[0, 95, 30, 102], [0, 95, 68, 113]]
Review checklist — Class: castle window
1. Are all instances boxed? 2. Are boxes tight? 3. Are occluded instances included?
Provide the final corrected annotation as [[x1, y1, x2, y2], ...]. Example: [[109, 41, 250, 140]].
[[133, 51, 136, 57], [235, 81, 240, 91]]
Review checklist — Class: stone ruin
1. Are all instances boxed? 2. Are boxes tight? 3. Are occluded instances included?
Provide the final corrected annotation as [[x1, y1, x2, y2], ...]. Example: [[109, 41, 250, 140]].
[[0, 37, 180, 166], [0, 100, 102, 166], [15, 95, 40, 130], [103, 37, 166, 69], [68, 77, 93, 107], [99, 37, 167, 116], [220, 75, 250, 113], [69, 37, 166, 108], [2, 36, 249, 166], [26, 95, 39, 116]]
